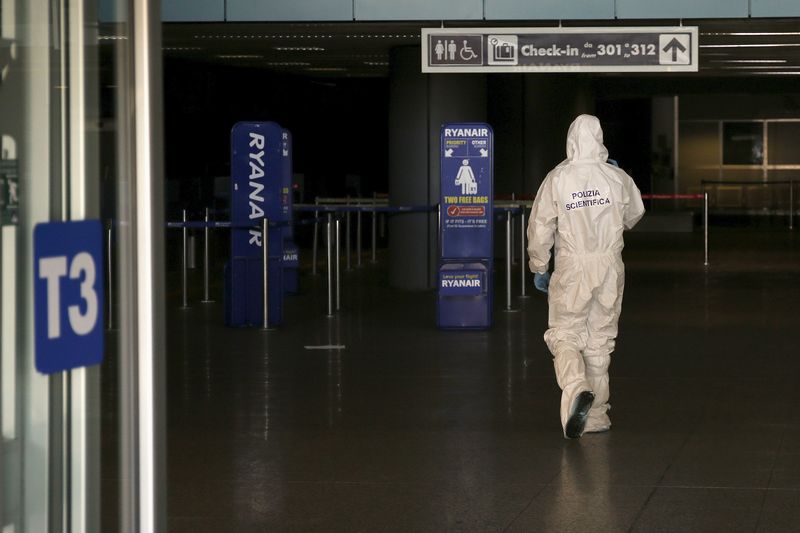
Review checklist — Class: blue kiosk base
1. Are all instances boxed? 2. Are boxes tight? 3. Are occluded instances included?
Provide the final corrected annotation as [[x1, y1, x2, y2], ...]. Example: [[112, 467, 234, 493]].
[[224, 257, 283, 327], [436, 261, 492, 329]]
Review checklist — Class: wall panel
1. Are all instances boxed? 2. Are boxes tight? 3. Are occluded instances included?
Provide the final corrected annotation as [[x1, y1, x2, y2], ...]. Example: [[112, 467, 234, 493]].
[[485, 0, 614, 21], [227, 0, 353, 21], [114, 0, 800, 24], [355, 0, 483, 21], [615, 0, 748, 19], [751, 0, 800, 17], [163, 0, 224, 21]]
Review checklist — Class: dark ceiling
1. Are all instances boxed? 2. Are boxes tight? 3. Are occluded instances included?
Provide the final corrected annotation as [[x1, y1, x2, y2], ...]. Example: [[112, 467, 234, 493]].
[[157, 18, 800, 78]]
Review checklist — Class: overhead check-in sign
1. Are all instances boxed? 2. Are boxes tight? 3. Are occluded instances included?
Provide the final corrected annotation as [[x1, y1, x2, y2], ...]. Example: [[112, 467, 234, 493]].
[[421, 27, 698, 73]]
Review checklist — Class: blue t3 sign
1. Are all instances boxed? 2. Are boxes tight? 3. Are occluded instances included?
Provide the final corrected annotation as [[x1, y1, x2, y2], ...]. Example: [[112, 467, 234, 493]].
[[440, 124, 493, 259], [34, 220, 104, 374]]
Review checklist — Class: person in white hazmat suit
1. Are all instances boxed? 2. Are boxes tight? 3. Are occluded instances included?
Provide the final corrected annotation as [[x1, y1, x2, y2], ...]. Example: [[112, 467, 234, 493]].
[[527, 114, 645, 439]]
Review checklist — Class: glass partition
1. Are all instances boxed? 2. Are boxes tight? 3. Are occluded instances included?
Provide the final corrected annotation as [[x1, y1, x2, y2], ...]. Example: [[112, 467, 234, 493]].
[[679, 118, 800, 214], [1, 1, 164, 532]]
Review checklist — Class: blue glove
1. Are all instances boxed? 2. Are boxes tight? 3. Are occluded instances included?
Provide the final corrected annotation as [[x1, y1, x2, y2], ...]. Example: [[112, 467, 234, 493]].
[[534, 272, 551, 294]]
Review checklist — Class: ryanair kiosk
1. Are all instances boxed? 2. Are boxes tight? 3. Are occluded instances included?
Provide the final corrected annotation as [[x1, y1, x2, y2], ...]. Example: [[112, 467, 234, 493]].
[[437, 123, 494, 329], [281, 129, 300, 294], [226, 121, 288, 327]]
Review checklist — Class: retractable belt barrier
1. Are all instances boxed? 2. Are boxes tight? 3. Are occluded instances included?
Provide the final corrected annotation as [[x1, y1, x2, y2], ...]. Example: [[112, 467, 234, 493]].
[[642, 193, 709, 266], [157, 193, 711, 324], [306, 196, 389, 271], [297, 202, 430, 272], [700, 180, 796, 231], [163, 204, 436, 318]]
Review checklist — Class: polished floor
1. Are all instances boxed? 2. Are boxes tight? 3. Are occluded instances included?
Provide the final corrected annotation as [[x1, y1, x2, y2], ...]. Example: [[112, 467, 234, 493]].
[[111, 227, 800, 532]]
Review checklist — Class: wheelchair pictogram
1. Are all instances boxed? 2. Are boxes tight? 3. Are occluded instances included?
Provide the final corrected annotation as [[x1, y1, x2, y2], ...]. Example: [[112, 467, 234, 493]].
[[460, 40, 478, 61]]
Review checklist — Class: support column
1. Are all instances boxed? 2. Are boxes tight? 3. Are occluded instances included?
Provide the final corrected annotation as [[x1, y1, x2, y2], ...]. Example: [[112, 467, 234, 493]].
[[388, 46, 486, 290], [523, 75, 594, 193]]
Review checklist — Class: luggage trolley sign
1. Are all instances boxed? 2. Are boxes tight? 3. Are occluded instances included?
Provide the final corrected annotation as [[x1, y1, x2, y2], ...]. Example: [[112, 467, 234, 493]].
[[440, 124, 493, 259]]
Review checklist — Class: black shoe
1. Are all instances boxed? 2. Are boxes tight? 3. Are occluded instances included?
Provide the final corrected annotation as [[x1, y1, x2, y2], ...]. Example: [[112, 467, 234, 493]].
[[565, 391, 595, 439]]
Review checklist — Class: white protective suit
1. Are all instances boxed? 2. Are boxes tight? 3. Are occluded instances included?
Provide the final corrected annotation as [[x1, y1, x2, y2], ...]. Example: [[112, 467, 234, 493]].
[[527, 114, 645, 436]]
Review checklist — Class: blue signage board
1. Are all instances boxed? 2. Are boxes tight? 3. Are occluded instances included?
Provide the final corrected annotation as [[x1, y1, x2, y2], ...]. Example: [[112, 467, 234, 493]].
[[280, 129, 292, 225], [281, 129, 299, 295], [439, 270, 485, 296], [228, 121, 286, 326], [440, 124, 494, 259], [437, 262, 491, 329], [34, 220, 104, 374], [438, 123, 494, 330], [231, 121, 285, 259], [282, 244, 299, 268]]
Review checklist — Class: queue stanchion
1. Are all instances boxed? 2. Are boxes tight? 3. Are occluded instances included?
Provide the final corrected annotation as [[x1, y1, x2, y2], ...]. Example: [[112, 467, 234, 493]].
[[704, 192, 709, 267], [346, 204, 352, 271], [181, 209, 189, 309], [371, 203, 377, 264], [357, 207, 362, 267], [336, 216, 341, 311], [262, 217, 271, 330], [642, 193, 708, 267], [312, 198, 320, 276], [437, 204, 441, 255], [377, 192, 385, 240], [326, 212, 333, 317], [504, 210, 513, 312], [520, 206, 528, 298], [202, 207, 214, 303], [107, 221, 113, 330], [511, 194, 517, 264]]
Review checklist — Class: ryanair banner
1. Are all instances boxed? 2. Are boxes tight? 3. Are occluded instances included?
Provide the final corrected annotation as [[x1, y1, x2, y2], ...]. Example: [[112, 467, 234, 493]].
[[439, 270, 484, 296], [440, 124, 494, 259], [231, 121, 285, 259], [228, 121, 287, 327]]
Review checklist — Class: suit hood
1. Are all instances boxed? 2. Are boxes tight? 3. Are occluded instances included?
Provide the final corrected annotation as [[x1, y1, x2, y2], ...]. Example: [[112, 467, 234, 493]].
[[566, 114, 609, 163]]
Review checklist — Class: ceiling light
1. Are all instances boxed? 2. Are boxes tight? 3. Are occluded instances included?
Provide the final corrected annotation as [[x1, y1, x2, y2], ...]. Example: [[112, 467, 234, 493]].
[[710, 65, 800, 70], [216, 54, 263, 59], [746, 72, 800, 76], [98, 35, 127, 41], [274, 46, 325, 52], [709, 65, 800, 69], [700, 43, 800, 48], [701, 32, 800, 36], [306, 67, 346, 72], [709, 59, 787, 64]]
